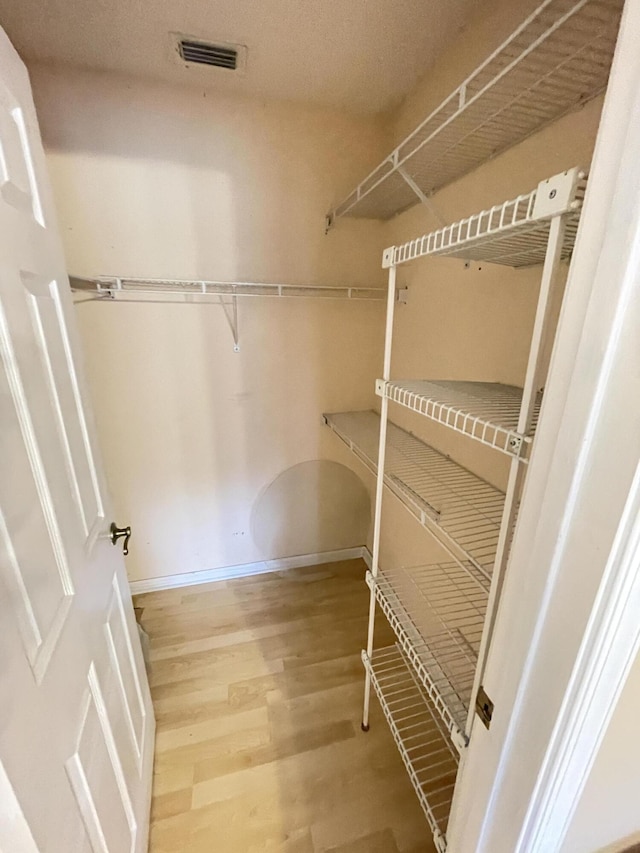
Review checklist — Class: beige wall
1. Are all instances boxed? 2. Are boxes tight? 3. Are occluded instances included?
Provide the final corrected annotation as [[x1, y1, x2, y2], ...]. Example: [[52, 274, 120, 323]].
[[30, 63, 388, 582]]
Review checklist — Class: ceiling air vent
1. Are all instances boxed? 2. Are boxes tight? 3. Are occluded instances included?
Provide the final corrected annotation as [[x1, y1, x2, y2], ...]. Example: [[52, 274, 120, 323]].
[[176, 37, 246, 72]]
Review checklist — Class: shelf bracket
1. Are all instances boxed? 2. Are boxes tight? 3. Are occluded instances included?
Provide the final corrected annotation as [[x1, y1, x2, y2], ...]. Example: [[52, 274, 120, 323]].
[[218, 294, 240, 352], [397, 166, 447, 227]]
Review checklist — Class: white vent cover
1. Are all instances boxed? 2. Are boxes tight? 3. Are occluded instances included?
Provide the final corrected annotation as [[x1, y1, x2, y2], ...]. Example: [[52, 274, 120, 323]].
[[173, 35, 247, 73]]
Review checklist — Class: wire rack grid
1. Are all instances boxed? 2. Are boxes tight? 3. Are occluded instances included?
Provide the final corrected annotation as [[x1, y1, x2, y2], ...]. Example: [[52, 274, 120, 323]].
[[328, 0, 622, 223], [386, 181, 584, 269], [368, 562, 488, 746], [323, 410, 504, 579], [380, 380, 542, 458], [363, 645, 459, 852]]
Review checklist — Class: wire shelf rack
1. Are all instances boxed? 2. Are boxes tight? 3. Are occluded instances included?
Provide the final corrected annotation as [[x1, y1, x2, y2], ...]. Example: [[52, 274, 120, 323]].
[[363, 645, 459, 852], [379, 380, 541, 458], [69, 276, 386, 301], [367, 563, 488, 749], [384, 171, 585, 269], [323, 411, 504, 579], [327, 0, 622, 224]]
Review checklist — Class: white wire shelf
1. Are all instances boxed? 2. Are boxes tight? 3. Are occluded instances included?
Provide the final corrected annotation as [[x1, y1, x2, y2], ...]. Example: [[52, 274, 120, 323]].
[[367, 563, 487, 749], [69, 276, 385, 301], [327, 0, 622, 224], [363, 645, 459, 852], [324, 410, 504, 579], [378, 380, 541, 458], [382, 168, 586, 269]]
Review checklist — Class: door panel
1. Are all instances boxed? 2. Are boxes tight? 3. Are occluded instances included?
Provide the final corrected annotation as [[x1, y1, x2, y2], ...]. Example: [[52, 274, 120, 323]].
[[66, 666, 136, 853], [0, 27, 154, 853], [22, 272, 104, 541], [0, 295, 75, 681], [104, 576, 148, 771]]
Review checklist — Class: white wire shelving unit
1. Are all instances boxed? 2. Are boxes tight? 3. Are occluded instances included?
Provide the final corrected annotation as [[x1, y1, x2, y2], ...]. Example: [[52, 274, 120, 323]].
[[323, 410, 503, 579], [378, 380, 541, 459], [322, 167, 592, 850], [381, 178, 585, 269], [326, 0, 622, 226], [363, 645, 459, 853], [367, 563, 488, 752], [70, 276, 384, 351]]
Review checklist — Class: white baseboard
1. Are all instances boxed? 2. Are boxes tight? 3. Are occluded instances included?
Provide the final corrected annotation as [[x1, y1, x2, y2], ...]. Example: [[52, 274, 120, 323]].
[[361, 547, 372, 569], [130, 546, 369, 594]]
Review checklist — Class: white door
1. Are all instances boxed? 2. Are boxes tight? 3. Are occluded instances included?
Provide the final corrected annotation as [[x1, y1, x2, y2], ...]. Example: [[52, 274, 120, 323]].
[[0, 29, 155, 853]]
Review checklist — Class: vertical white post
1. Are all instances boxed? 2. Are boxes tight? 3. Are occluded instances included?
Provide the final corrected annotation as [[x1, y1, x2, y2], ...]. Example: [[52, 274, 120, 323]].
[[465, 214, 566, 735], [362, 264, 397, 730], [517, 214, 567, 435]]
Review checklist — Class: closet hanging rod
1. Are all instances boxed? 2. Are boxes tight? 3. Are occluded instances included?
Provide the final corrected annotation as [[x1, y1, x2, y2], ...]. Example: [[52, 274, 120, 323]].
[[69, 276, 386, 301]]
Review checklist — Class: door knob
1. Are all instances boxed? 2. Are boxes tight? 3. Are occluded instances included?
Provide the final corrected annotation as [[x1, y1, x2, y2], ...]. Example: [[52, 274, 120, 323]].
[[110, 523, 131, 556]]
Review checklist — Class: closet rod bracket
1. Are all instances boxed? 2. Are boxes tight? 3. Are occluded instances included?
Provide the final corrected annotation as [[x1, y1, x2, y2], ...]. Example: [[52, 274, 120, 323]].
[[217, 292, 240, 352]]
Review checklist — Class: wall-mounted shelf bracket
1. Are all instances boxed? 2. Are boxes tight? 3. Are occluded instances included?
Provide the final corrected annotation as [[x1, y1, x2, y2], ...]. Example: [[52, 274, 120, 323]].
[[397, 166, 446, 226], [218, 294, 240, 352], [382, 248, 395, 268]]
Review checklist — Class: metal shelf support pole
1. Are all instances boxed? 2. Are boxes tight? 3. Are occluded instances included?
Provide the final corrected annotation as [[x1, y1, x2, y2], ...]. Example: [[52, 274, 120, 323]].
[[465, 213, 567, 736], [362, 263, 397, 730]]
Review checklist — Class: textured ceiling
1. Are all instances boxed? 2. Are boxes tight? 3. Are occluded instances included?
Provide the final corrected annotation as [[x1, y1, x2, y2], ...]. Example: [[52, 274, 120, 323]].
[[0, 0, 479, 113]]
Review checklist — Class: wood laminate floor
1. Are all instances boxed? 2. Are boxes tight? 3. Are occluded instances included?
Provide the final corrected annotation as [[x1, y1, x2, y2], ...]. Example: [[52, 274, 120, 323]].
[[135, 559, 436, 852]]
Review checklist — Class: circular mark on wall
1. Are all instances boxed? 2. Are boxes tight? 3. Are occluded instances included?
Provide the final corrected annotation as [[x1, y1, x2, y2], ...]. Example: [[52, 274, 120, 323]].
[[251, 460, 370, 557]]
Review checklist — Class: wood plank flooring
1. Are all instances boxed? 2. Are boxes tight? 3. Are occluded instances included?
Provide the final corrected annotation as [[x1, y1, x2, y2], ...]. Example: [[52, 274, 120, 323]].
[[135, 559, 436, 853]]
